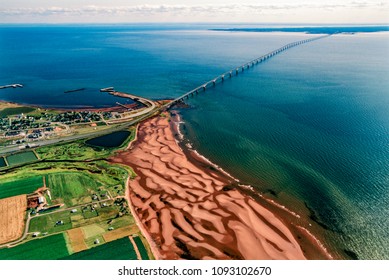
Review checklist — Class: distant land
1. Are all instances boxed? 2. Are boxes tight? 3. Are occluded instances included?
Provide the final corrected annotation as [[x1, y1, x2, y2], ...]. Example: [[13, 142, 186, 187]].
[[210, 25, 389, 34]]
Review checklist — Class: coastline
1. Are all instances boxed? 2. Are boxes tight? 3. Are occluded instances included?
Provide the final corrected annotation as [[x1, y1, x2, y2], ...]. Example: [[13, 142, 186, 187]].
[[109, 113, 332, 260], [171, 112, 334, 260]]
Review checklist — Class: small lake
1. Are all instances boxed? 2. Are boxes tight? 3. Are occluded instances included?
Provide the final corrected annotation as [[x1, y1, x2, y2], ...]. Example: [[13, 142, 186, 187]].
[[86, 131, 130, 148], [0, 157, 7, 167]]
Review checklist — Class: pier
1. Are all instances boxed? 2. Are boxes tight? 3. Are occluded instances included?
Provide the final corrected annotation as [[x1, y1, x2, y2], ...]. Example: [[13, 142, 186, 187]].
[[162, 35, 330, 110]]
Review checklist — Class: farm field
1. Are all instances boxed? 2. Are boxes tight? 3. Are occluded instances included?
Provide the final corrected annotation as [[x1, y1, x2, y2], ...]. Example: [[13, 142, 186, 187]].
[[61, 236, 138, 260], [6, 151, 38, 167], [103, 224, 139, 243], [133, 235, 150, 260], [0, 195, 27, 244], [0, 233, 70, 260], [47, 172, 98, 206], [67, 228, 87, 253], [29, 210, 73, 235], [0, 176, 43, 199]]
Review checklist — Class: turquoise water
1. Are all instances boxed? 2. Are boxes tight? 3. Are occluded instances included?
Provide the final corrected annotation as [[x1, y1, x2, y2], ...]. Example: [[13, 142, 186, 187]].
[[0, 25, 388, 259]]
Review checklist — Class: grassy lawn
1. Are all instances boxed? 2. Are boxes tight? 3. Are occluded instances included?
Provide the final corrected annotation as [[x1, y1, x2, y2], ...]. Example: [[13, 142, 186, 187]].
[[47, 172, 98, 207], [6, 151, 38, 167], [0, 160, 134, 199], [0, 176, 43, 199], [36, 141, 112, 161], [61, 237, 137, 260], [0, 233, 70, 260], [0, 107, 35, 117], [29, 211, 73, 235], [36, 127, 136, 161]]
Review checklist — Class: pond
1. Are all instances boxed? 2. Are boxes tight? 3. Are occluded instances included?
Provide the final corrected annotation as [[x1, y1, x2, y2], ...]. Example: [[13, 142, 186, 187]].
[[0, 157, 7, 168], [85, 131, 131, 148]]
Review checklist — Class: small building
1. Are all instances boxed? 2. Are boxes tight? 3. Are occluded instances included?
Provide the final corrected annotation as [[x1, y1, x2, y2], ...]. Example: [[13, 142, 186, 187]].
[[32, 232, 40, 237], [70, 209, 77, 213], [94, 239, 100, 245], [92, 194, 98, 200], [55, 220, 64, 226], [108, 227, 114, 231], [38, 196, 44, 204]]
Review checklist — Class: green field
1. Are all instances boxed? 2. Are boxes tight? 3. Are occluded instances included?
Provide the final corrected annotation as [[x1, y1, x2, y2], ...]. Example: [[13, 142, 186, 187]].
[[0, 233, 70, 260], [6, 151, 38, 166], [0, 107, 35, 117], [36, 128, 135, 161], [29, 211, 73, 235], [48, 172, 98, 206], [133, 235, 150, 260], [0, 176, 43, 199], [61, 236, 137, 260]]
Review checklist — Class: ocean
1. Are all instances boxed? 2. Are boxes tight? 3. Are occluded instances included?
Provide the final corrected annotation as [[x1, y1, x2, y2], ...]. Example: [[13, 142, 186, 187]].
[[0, 24, 388, 259]]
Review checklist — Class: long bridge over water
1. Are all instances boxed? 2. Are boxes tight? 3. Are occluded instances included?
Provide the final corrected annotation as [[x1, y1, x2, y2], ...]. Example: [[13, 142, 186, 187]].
[[163, 34, 330, 110], [0, 35, 330, 156]]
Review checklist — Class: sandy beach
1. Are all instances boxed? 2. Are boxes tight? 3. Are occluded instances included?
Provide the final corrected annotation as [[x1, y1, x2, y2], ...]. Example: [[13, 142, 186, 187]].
[[109, 115, 326, 260]]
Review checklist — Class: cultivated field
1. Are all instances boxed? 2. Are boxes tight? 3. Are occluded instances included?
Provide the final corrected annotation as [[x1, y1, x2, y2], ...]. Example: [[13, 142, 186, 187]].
[[103, 224, 139, 243], [0, 195, 27, 244], [0, 233, 69, 260], [29, 210, 72, 235], [67, 228, 87, 253], [0, 176, 43, 199], [6, 151, 38, 167], [47, 172, 98, 206], [133, 235, 150, 260], [61, 237, 138, 260]]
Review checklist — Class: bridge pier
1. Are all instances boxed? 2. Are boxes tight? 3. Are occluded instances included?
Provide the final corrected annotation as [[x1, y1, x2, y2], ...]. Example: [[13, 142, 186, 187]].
[[163, 35, 329, 112]]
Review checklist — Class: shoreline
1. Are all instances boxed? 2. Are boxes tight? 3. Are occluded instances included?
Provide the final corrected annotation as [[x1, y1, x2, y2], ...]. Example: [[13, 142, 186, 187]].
[[109, 113, 332, 259], [171, 112, 334, 260]]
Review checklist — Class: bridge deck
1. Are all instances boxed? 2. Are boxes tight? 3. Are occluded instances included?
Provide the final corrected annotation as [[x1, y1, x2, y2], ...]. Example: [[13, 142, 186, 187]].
[[163, 35, 330, 109]]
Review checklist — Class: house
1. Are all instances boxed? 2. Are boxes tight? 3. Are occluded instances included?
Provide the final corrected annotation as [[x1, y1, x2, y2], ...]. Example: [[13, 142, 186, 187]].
[[38, 196, 44, 204]]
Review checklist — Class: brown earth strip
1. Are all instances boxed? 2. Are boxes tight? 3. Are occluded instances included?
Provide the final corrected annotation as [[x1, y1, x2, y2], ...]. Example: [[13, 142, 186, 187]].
[[67, 227, 88, 253], [103, 225, 139, 242]]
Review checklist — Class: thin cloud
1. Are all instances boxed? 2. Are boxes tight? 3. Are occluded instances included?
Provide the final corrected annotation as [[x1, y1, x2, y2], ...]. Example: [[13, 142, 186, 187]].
[[0, 2, 387, 17]]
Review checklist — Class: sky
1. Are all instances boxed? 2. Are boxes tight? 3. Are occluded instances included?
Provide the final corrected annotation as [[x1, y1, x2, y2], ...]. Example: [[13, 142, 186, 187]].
[[0, 0, 388, 24]]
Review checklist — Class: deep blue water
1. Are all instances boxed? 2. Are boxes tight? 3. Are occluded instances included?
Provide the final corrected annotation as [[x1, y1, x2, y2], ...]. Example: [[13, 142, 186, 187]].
[[86, 131, 130, 148], [0, 25, 388, 259]]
